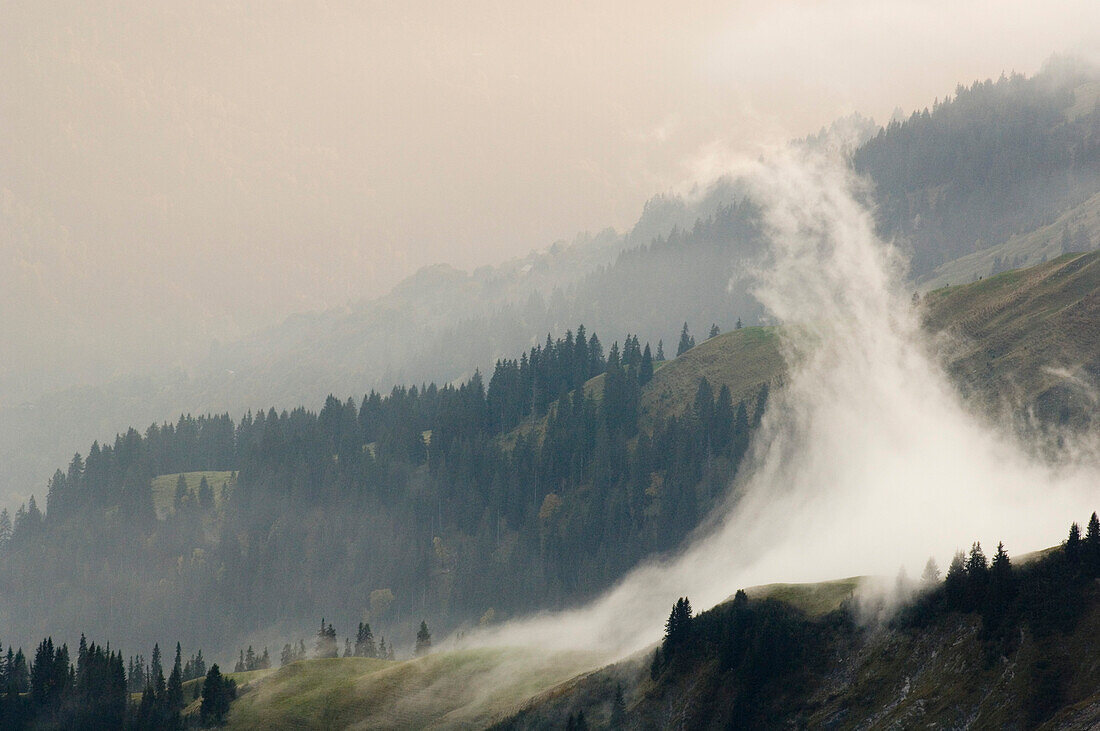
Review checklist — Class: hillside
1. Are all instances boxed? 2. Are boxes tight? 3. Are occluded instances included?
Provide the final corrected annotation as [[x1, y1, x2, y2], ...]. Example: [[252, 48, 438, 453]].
[[923, 250, 1100, 428], [3, 250, 1099, 666], [218, 650, 599, 730], [498, 535, 1100, 730], [7, 62, 1100, 516]]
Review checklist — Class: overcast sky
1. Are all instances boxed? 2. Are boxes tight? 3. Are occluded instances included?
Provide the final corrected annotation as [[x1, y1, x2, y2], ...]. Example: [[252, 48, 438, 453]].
[[3, 0, 1100, 399]]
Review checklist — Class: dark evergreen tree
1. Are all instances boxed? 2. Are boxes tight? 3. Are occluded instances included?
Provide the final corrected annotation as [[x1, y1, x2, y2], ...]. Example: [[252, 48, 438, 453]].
[[200, 664, 235, 727], [355, 623, 377, 658], [663, 597, 694, 655], [1065, 522, 1082, 564], [1085, 512, 1100, 575], [639, 344, 654, 386], [676, 323, 695, 356], [610, 682, 626, 727], [415, 621, 432, 656], [165, 642, 184, 726]]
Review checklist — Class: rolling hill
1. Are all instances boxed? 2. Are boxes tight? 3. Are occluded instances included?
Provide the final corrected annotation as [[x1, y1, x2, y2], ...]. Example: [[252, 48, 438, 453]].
[[169, 251, 1100, 729]]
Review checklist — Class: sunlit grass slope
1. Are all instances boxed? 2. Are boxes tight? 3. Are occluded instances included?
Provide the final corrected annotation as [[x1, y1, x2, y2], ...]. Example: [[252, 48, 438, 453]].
[[639, 326, 783, 427], [149, 470, 234, 518], [745, 576, 864, 617], [224, 649, 600, 730], [180, 668, 276, 719], [923, 250, 1100, 425]]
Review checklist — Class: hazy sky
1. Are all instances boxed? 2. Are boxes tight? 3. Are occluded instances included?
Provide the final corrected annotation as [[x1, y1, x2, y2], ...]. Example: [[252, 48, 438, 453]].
[[3, 0, 1100, 399]]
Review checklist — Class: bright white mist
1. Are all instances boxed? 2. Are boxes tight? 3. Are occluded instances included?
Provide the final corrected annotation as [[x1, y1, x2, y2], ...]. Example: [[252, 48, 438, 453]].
[[479, 148, 1100, 658]]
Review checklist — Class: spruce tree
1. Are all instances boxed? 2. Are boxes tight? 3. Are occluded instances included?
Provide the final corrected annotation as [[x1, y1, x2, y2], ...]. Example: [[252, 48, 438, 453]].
[[151, 643, 166, 697], [921, 557, 941, 584], [415, 621, 432, 656], [166, 642, 184, 724], [1066, 521, 1082, 563], [639, 344, 654, 386], [944, 550, 967, 608], [676, 323, 694, 356], [610, 682, 626, 727], [1085, 512, 1100, 575], [200, 664, 234, 727], [174, 474, 189, 513]]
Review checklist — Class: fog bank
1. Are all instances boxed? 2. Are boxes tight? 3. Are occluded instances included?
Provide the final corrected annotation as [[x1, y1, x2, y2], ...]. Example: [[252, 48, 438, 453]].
[[475, 148, 1100, 657]]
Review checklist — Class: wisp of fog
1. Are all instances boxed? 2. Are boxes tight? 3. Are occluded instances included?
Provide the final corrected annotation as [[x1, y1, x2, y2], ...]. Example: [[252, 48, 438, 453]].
[[474, 147, 1100, 659]]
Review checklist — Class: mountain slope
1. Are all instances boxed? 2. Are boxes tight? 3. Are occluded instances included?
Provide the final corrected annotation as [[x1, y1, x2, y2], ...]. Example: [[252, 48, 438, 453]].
[[924, 250, 1100, 428]]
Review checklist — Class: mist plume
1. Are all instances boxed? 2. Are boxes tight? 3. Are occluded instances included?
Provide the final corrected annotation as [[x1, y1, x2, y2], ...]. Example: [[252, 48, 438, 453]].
[[475, 147, 1100, 658]]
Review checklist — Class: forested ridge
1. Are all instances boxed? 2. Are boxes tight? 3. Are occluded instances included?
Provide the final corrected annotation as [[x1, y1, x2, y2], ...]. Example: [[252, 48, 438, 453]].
[[502, 517, 1100, 730], [0, 323, 766, 659], [6, 61, 1100, 521]]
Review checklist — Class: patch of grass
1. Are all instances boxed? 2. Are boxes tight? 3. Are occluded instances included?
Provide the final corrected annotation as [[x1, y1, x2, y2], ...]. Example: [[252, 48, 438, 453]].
[[225, 649, 601, 730], [745, 576, 864, 616], [150, 470, 234, 518], [919, 192, 1100, 291], [640, 326, 784, 428], [923, 251, 1100, 424], [181, 667, 277, 719]]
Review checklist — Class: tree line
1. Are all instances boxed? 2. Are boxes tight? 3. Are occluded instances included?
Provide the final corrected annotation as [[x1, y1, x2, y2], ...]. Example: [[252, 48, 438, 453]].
[[0, 321, 768, 657]]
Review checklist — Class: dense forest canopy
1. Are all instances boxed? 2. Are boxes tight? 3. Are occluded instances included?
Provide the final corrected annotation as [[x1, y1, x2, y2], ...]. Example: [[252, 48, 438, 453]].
[[0, 324, 767, 660]]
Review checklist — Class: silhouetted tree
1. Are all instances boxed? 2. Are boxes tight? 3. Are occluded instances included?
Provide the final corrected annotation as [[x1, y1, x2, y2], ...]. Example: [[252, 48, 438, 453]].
[[415, 621, 432, 656], [677, 323, 695, 356], [200, 664, 235, 727]]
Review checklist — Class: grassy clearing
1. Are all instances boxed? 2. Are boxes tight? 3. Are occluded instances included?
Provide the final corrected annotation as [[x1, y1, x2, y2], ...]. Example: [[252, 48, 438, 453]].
[[923, 251, 1100, 423], [224, 649, 600, 730], [745, 576, 864, 616], [150, 470, 234, 518], [640, 326, 784, 428], [180, 668, 277, 719]]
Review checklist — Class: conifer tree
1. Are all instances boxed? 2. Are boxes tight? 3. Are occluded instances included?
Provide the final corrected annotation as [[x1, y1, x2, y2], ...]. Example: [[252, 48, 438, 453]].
[[174, 474, 189, 513], [610, 682, 626, 727], [708, 323, 720, 339], [200, 664, 235, 727], [415, 621, 432, 656], [944, 550, 967, 607], [655, 340, 665, 361], [921, 557, 941, 584], [198, 476, 214, 510], [166, 642, 184, 725], [1085, 512, 1100, 575], [990, 541, 1013, 595], [676, 323, 694, 356], [639, 344, 654, 386], [662, 597, 693, 654], [1066, 521, 1082, 563], [355, 623, 376, 658], [151, 643, 166, 697]]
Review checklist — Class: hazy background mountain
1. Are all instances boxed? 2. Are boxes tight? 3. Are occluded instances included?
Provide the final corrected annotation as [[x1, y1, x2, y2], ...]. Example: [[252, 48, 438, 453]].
[[5, 60, 1100, 511]]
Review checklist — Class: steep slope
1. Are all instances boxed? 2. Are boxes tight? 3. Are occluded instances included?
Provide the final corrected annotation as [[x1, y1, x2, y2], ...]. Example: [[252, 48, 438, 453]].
[[220, 650, 599, 730], [923, 251, 1100, 428], [499, 554, 1100, 730]]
